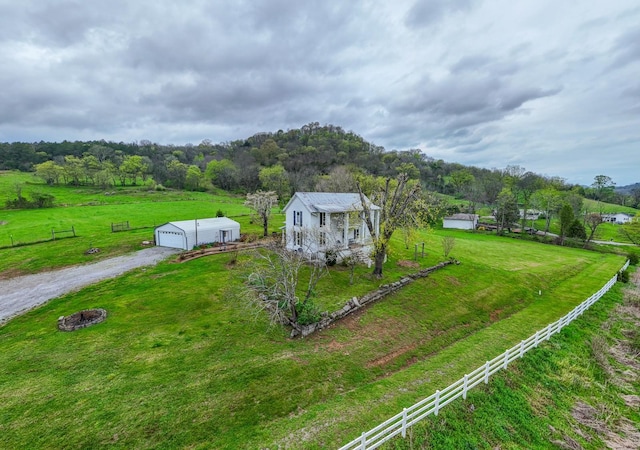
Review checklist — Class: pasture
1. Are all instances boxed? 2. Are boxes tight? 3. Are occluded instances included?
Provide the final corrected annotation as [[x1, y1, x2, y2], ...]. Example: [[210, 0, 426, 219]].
[[0, 171, 629, 448]]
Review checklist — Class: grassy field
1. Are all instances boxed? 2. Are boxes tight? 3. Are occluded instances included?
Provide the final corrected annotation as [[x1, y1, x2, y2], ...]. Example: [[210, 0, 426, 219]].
[[386, 274, 640, 449], [0, 171, 271, 275], [0, 172, 631, 448]]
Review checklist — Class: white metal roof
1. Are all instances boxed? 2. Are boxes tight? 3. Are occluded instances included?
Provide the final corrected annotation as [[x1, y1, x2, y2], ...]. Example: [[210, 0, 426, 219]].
[[444, 214, 478, 221], [283, 192, 380, 213], [158, 217, 240, 233]]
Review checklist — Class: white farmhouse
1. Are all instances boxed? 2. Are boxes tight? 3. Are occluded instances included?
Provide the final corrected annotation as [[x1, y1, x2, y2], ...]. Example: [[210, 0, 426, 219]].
[[442, 213, 479, 230], [601, 213, 633, 224], [282, 192, 380, 259], [154, 217, 240, 250]]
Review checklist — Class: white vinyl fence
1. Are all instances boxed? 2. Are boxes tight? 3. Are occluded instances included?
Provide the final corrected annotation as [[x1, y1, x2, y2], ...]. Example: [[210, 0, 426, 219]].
[[339, 260, 630, 450]]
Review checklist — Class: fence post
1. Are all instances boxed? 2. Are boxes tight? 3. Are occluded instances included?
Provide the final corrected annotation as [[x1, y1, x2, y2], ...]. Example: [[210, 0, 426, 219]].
[[503, 348, 509, 369], [546, 323, 552, 341], [534, 330, 539, 348], [484, 361, 490, 384], [401, 408, 407, 438], [72, 226, 75, 237], [434, 390, 441, 416], [51, 228, 55, 240], [360, 432, 366, 449], [519, 340, 525, 358], [463, 374, 469, 399]]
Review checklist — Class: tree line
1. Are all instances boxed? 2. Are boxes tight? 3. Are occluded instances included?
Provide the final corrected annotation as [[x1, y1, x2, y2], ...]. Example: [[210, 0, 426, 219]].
[[3, 122, 638, 216]]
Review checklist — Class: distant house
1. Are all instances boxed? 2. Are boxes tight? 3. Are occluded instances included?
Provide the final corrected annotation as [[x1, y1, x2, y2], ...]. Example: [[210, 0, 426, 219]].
[[154, 217, 240, 250], [519, 209, 541, 220], [282, 192, 380, 259], [601, 213, 633, 224], [443, 213, 479, 230]]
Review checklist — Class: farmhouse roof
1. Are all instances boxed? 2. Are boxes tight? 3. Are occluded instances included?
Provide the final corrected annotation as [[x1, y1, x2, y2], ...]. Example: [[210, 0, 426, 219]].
[[444, 213, 479, 221], [283, 192, 380, 213]]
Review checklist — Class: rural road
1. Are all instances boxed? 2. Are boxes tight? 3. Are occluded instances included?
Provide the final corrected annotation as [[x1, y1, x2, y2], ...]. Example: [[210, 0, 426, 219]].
[[0, 246, 181, 325]]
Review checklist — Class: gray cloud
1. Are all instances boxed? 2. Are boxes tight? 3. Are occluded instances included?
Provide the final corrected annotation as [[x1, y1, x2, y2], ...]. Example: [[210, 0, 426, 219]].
[[0, 0, 638, 185], [404, 0, 478, 28]]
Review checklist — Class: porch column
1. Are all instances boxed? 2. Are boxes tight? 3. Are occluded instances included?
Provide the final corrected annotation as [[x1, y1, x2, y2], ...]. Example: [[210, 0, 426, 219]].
[[343, 212, 349, 248]]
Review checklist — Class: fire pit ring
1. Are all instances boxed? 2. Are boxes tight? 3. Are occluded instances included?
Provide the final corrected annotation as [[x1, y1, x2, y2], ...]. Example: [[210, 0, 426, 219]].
[[58, 308, 107, 331]]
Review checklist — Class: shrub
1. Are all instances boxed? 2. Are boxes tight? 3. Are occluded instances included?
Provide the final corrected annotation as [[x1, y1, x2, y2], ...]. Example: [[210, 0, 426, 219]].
[[216, 209, 225, 217], [627, 252, 639, 266], [618, 269, 629, 283], [325, 249, 337, 266], [240, 233, 259, 243], [154, 183, 166, 191], [568, 219, 586, 240], [296, 299, 321, 325]]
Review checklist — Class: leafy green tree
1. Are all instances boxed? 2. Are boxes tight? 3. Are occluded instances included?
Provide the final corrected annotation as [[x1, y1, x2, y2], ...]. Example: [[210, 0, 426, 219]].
[[495, 189, 519, 235], [517, 172, 544, 233], [568, 219, 587, 240], [165, 159, 188, 189], [120, 155, 145, 185], [34, 160, 63, 185], [531, 188, 561, 233], [559, 204, 575, 245], [358, 173, 423, 277], [205, 159, 238, 191], [259, 164, 290, 205], [185, 165, 204, 191], [450, 169, 475, 199], [63, 156, 84, 185], [591, 175, 615, 209]]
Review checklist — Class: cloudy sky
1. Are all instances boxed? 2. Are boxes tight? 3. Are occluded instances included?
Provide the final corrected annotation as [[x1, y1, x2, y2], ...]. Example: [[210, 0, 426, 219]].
[[1, 1, 639, 185]]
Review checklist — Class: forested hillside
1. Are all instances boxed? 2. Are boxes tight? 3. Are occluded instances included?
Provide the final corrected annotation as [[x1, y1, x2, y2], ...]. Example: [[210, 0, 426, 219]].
[[1, 122, 639, 209]]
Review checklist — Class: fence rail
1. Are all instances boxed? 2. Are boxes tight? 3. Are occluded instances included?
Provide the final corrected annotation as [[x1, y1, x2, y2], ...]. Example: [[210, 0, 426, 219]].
[[339, 260, 630, 450]]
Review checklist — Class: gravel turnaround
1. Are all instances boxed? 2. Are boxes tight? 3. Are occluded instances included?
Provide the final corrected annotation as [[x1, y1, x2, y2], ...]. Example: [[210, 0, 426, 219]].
[[0, 247, 181, 325]]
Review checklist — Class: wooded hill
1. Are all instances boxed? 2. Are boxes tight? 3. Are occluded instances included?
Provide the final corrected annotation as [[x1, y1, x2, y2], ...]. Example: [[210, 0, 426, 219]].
[[2, 122, 639, 209]]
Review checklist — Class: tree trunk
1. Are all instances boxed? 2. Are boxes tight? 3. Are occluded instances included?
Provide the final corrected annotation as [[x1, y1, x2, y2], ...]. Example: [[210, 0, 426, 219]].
[[372, 249, 385, 278], [263, 215, 269, 237]]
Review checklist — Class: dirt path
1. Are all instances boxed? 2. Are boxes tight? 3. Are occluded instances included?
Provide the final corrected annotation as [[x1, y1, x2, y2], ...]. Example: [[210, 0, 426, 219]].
[[0, 247, 181, 325]]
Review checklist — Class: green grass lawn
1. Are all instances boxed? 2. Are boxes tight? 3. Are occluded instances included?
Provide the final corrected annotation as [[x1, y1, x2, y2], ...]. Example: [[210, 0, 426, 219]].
[[386, 279, 639, 449], [0, 226, 626, 448], [0, 172, 631, 448], [0, 171, 281, 275]]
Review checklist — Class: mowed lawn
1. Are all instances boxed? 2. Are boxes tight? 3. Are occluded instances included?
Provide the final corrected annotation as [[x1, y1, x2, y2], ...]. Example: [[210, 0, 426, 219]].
[[0, 218, 626, 449]]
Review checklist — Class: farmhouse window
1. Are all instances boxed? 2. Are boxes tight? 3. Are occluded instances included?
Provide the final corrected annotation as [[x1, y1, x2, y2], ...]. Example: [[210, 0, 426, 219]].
[[295, 231, 303, 247], [353, 228, 360, 240], [319, 232, 326, 246], [319, 212, 326, 227], [293, 210, 303, 226]]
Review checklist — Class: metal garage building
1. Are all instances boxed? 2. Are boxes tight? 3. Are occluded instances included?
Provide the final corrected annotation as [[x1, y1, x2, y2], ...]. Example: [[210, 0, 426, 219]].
[[154, 217, 240, 250]]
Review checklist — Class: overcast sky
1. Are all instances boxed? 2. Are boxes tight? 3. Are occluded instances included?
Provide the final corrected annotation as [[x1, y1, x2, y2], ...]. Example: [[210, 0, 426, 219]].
[[1, 1, 638, 186]]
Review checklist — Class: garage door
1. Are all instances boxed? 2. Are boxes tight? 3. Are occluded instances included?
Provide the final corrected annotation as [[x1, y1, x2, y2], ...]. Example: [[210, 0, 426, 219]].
[[157, 231, 185, 249]]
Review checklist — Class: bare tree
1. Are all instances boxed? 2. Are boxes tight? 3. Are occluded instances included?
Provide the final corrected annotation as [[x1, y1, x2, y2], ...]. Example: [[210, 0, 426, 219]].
[[442, 236, 456, 258], [244, 190, 278, 237], [584, 212, 604, 246], [245, 231, 327, 334], [314, 166, 356, 192], [340, 248, 368, 285]]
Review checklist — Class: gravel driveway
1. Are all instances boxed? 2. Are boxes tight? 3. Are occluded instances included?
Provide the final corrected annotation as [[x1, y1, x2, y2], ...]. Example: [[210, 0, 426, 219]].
[[0, 246, 181, 325]]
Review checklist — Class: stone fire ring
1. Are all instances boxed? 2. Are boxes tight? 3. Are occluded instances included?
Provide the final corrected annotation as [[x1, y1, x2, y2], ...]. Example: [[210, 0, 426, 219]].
[[58, 308, 107, 331]]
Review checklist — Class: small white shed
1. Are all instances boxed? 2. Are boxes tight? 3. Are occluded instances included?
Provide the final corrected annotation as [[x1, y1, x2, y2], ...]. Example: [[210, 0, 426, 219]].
[[443, 213, 479, 230], [155, 217, 240, 250]]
